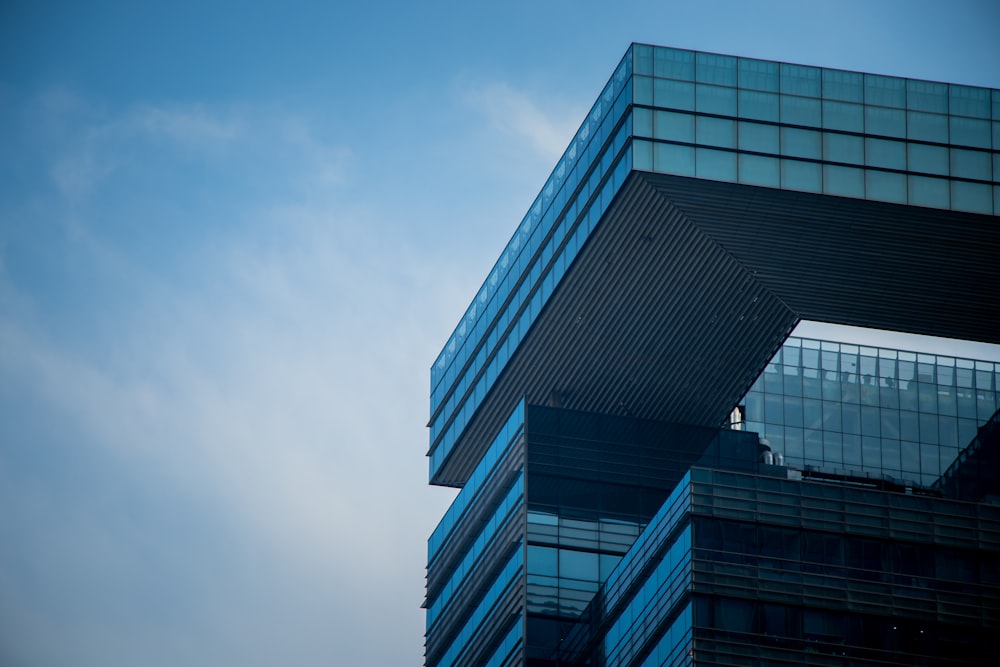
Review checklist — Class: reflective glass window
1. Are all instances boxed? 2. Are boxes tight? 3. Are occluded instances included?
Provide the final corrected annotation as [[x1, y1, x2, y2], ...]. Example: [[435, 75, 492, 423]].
[[781, 63, 821, 97], [696, 84, 737, 115], [866, 170, 907, 204], [866, 106, 906, 138], [865, 74, 906, 108], [738, 89, 779, 121], [696, 52, 736, 86], [824, 165, 864, 198], [951, 181, 993, 214], [632, 140, 653, 171], [654, 142, 695, 176], [822, 68, 863, 102], [696, 147, 737, 181], [632, 44, 654, 75], [994, 89, 1000, 120], [633, 75, 653, 106], [781, 159, 822, 192], [653, 78, 694, 111], [824, 133, 863, 165], [739, 154, 780, 187], [907, 79, 948, 113], [950, 116, 991, 149], [908, 175, 950, 208], [908, 143, 948, 176], [781, 127, 821, 159], [950, 148, 991, 180], [950, 84, 990, 118], [907, 111, 948, 143], [993, 121, 1000, 150], [823, 101, 863, 132], [654, 110, 694, 142], [739, 121, 779, 153], [653, 47, 695, 80], [696, 116, 736, 148], [738, 57, 779, 92], [633, 108, 652, 137], [560, 549, 599, 581], [865, 138, 906, 170], [781, 95, 821, 127]]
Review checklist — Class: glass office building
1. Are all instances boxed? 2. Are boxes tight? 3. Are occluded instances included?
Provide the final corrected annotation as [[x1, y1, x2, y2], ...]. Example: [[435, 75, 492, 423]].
[[424, 44, 1000, 666]]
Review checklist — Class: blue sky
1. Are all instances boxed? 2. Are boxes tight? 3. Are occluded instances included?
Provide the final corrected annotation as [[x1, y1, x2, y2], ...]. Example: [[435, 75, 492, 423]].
[[1, 1, 998, 665]]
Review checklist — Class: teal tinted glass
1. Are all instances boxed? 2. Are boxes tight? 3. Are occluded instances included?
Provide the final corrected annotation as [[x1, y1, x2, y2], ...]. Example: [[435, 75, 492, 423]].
[[696, 51, 736, 86], [696, 147, 737, 181], [696, 84, 737, 115], [654, 142, 695, 176], [907, 79, 948, 113], [822, 68, 863, 102], [653, 46, 695, 80], [696, 116, 736, 148], [824, 165, 864, 198], [738, 89, 779, 121], [633, 75, 653, 105], [738, 57, 779, 92], [951, 181, 992, 214], [739, 154, 780, 187], [781, 62, 821, 97], [909, 175, 950, 208], [823, 101, 863, 132], [654, 78, 694, 111], [950, 116, 991, 149], [908, 143, 949, 176], [781, 127, 821, 159], [632, 140, 652, 171], [866, 170, 907, 203], [866, 106, 905, 138], [781, 95, 821, 127], [782, 159, 822, 192], [907, 111, 949, 143], [865, 138, 906, 170], [950, 148, 991, 180], [950, 84, 990, 119], [824, 133, 863, 165], [738, 121, 779, 153], [865, 74, 906, 108], [655, 110, 695, 142]]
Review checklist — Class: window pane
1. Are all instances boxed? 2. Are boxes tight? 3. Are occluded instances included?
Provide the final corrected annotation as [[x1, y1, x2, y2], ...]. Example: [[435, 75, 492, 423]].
[[739, 121, 779, 153], [654, 110, 694, 142], [632, 140, 653, 171], [908, 175, 949, 208], [950, 148, 991, 180], [633, 108, 652, 137], [907, 79, 948, 113], [824, 165, 864, 198], [824, 133, 863, 165], [823, 68, 863, 102], [739, 154, 780, 187], [823, 101, 863, 132], [781, 127, 821, 159], [781, 63, 821, 97], [951, 181, 993, 214], [696, 84, 737, 115], [782, 159, 822, 192], [738, 57, 779, 92], [866, 138, 906, 170], [633, 75, 653, 106], [739, 89, 779, 121], [654, 78, 694, 111], [865, 74, 906, 108], [696, 148, 737, 181], [654, 142, 695, 176], [781, 95, 821, 127], [950, 84, 990, 118], [866, 170, 907, 203], [697, 116, 736, 148], [653, 47, 695, 80], [907, 111, 948, 143], [696, 52, 736, 86], [866, 106, 906, 138], [908, 143, 948, 176], [950, 116, 991, 149]]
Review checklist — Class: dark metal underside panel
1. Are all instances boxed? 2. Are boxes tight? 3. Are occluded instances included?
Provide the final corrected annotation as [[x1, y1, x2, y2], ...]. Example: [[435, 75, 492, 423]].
[[433, 171, 1000, 486]]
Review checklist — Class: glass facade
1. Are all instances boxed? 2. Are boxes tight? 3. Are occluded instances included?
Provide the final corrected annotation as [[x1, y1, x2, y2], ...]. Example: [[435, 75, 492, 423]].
[[425, 44, 999, 667]]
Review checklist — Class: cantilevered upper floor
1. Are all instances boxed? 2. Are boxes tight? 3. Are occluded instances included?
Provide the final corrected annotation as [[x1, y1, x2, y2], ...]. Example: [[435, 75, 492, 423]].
[[428, 43, 1000, 487]]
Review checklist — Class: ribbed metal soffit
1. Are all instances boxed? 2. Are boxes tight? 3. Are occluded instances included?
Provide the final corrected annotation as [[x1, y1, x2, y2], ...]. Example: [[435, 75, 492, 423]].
[[435, 172, 1000, 486]]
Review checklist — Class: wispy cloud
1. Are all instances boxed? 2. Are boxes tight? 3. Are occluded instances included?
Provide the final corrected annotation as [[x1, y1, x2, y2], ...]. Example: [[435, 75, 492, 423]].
[[459, 80, 583, 163]]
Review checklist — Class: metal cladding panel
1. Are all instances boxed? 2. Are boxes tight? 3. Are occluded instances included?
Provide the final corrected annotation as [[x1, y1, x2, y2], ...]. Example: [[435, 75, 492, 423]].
[[647, 173, 1000, 345], [432, 169, 1000, 486]]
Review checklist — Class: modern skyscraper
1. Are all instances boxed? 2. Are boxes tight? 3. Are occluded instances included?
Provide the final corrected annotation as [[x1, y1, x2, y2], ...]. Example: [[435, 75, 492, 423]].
[[424, 44, 1000, 667]]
